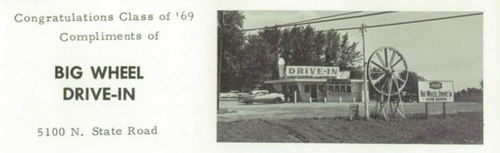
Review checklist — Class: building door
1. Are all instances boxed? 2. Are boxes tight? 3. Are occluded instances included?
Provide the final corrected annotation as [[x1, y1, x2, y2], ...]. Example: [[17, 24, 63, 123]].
[[311, 84, 317, 100]]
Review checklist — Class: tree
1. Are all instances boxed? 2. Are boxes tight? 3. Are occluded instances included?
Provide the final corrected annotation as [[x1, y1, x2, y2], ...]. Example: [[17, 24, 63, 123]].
[[455, 87, 483, 102], [337, 34, 360, 69], [324, 30, 341, 66], [278, 26, 360, 68], [258, 27, 281, 80], [218, 11, 245, 91], [239, 35, 272, 89], [400, 71, 426, 95]]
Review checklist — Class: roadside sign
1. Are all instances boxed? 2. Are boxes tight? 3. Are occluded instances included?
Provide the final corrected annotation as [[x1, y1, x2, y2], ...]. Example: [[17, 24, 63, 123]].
[[418, 81, 454, 102], [285, 66, 339, 77]]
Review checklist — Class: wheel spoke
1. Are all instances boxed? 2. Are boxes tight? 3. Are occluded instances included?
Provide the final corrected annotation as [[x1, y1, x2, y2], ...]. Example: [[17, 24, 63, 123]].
[[391, 57, 403, 68], [384, 48, 388, 67], [371, 74, 386, 84], [371, 61, 385, 70], [375, 51, 386, 67], [389, 51, 396, 66], [396, 75, 405, 82]]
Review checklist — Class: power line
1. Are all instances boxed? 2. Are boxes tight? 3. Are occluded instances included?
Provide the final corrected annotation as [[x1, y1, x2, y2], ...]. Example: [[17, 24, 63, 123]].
[[323, 12, 483, 32], [280, 11, 363, 25], [242, 11, 396, 32]]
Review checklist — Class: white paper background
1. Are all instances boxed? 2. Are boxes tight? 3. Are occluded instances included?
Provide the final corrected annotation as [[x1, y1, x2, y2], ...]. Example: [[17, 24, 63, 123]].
[[0, 0, 498, 153]]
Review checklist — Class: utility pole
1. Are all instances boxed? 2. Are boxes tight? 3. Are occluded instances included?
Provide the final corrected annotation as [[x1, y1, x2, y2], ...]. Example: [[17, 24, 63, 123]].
[[217, 11, 224, 113], [360, 23, 370, 120]]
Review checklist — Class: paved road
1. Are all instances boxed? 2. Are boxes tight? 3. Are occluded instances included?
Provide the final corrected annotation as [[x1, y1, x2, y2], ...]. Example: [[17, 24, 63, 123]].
[[218, 100, 483, 122]]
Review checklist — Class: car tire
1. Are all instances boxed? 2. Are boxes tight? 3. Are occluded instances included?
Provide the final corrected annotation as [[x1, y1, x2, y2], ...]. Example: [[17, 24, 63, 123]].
[[274, 98, 283, 104]]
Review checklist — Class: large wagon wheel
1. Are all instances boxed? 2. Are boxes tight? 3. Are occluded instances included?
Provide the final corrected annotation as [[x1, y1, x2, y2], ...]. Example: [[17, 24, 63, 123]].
[[367, 47, 408, 119]]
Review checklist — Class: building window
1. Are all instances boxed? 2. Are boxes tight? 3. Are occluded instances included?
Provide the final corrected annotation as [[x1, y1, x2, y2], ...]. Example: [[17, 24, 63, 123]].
[[328, 81, 352, 93], [305, 85, 310, 93], [319, 85, 325, 92]]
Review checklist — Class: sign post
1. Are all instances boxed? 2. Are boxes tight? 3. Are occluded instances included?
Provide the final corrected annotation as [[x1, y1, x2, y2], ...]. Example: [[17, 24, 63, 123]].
[[443, 102, 446, 119], [418, 80, 454, 119], [425, 103, 429, 119]]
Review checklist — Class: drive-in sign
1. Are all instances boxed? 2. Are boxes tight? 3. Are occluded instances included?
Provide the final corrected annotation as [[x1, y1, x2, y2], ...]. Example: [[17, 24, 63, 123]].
[[285, 66, 339, 77], [418, 81, 454, 102]]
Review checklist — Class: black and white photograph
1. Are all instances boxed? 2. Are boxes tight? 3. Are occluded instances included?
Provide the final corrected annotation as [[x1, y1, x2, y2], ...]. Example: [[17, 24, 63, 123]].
[[217, 11, 483, 144], [3, 0, 500, 152]]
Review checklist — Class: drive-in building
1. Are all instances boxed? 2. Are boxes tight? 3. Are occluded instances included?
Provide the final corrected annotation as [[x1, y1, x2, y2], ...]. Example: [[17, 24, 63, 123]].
[[264, 58, 366, 102]]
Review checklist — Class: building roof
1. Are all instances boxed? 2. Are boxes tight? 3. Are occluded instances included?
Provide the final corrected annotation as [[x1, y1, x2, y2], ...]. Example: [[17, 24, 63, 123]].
[[265, 78, 364, 84]]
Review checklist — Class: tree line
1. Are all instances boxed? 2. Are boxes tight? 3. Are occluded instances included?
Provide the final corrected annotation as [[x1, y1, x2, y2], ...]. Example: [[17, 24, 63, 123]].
[[454, 87, 483, 102], [218, 11, 429, 98], [218, 11, 361, 92]]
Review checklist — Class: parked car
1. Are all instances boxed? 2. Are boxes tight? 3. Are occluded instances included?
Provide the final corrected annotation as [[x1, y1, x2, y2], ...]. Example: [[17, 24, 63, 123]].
[[239, 90, 285, 104], [401, 92, 417, 103], [402, 94, 417, 103], [219, 90, 241, 98]]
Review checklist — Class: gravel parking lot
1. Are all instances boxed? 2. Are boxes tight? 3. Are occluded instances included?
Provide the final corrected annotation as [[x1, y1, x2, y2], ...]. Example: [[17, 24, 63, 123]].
[[218, 100, 483, 122]]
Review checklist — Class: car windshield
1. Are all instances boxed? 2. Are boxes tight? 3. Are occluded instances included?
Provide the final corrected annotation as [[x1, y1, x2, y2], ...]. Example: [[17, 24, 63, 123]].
[[255, 92, 266, 96]]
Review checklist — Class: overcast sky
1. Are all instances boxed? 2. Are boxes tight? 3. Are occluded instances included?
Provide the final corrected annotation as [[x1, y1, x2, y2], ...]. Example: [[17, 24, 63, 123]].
[[241, 11, 483, 91]]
